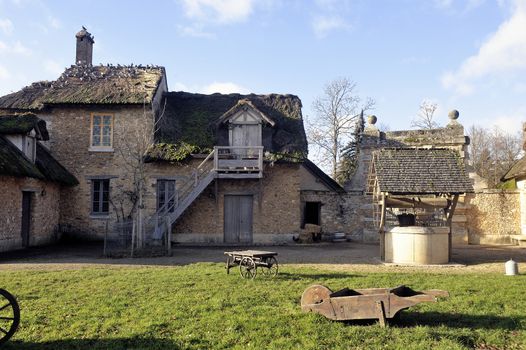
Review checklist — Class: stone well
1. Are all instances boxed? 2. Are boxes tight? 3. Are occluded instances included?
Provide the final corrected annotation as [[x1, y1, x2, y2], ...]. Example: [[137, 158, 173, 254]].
[[384, 226, 449, 265]]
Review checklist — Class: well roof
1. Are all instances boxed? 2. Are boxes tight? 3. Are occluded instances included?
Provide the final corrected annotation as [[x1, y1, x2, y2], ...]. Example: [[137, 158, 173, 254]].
[[372, 148, 474, 195], [0, 65, 165, 109], [502, 156, 526, 181], [155, 91, 308, 156], [0, 113, 49, 140]]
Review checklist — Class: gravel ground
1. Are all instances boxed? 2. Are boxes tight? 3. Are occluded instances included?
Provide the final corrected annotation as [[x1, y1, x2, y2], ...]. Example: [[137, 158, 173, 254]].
[[1, 241, 525, 274]]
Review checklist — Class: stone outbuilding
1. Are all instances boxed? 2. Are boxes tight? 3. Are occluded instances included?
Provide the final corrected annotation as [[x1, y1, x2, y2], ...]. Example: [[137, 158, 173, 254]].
[[0, 114, 78, 252]]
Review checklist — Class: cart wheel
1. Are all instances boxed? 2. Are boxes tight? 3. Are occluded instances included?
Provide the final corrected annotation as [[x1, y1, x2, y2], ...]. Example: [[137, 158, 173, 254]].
[[0, 289, 20, 345], [300, 285, 332, 307], [260, 256, 278, 277], [239, 257, 257, 279]]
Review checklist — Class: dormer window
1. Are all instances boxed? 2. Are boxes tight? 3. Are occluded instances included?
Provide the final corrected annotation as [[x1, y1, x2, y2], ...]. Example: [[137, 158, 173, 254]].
[[90, 114, 113, 151], [218, 99, 275, 152], [22, 133, 36, 162]]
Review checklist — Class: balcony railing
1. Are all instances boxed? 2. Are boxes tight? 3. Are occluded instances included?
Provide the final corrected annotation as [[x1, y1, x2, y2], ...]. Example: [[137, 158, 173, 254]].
[[213, 146, 263, 176]]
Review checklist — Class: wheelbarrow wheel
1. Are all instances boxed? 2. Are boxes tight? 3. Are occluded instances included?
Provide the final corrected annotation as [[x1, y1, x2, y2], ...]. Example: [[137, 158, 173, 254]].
[[0, 289, 20, 345], [260, 256, 278, 277], [300, 285, 332, 307], [239, 257, 257, 279]]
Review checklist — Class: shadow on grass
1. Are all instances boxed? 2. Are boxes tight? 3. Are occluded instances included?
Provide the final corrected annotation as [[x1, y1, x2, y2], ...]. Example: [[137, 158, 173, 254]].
[[394, 311, 525, 330], [4, 337, 188, 350], [275, 271, 358, 280]]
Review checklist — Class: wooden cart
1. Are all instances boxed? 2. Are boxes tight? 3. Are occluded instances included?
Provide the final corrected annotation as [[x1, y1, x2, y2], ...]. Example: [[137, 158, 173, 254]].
[[301, 284, 448, 327], [0, 289, 20, 345], [224, 250, 278, 279]]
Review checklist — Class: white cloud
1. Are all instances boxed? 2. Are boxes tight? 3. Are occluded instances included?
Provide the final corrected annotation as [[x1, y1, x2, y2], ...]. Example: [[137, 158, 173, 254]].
[[176, 24, 215, 38], [0, 18, 13, 35], [0, 65, 9, 79], [201, 82, 249, 94], [312, 15, 351, 38], [48, 16, 61, 29], [180, 0, 254, 24], [0, 40, 32, 55], [44, 60, 63, 75], [442, 0, 526, 95]]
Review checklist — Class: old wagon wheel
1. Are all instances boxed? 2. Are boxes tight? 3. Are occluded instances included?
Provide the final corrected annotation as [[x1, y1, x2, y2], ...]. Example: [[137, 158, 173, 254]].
[[239, 257, 257, 279], [0, 289, 20, 345], [300, 285, 332, 307], [260, 256, 278, 277]]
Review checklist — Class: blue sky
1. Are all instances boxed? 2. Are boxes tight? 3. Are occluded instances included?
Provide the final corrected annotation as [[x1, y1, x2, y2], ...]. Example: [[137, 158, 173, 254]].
[[0, 0, 524, 136]]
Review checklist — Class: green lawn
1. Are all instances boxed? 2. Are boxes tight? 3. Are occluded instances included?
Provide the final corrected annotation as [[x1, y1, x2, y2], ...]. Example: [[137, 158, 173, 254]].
[[0, 263, 525, 350]]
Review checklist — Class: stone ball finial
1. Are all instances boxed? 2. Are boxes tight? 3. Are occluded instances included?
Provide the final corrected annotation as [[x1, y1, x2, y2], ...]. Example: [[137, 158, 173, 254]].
[[367, 115, 377, 125], [448, 109, 459, 120]]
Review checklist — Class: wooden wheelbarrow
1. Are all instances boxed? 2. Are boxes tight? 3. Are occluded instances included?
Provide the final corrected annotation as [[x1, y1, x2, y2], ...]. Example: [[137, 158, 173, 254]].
[[301, 285, 448, 327]]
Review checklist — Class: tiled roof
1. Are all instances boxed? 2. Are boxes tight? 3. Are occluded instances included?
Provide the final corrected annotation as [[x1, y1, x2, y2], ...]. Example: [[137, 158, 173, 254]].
[[0, 64, 165, 109], [372, 148, 474, 194]]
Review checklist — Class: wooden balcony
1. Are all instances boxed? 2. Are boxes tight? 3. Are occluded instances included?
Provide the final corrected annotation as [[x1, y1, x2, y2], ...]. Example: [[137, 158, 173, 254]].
[[213, 146, 263, 179]]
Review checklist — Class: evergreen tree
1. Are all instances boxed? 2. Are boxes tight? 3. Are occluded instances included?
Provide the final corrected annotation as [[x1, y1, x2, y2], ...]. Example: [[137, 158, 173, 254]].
[[335, 111, 365, 185]]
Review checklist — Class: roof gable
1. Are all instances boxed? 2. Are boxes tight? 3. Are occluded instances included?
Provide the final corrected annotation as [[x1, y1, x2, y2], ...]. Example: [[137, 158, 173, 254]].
[[372, 148, 474, 195], [218, 99, 276, 126], [0, 136, 44, 179], [502, 156, 526, 181]]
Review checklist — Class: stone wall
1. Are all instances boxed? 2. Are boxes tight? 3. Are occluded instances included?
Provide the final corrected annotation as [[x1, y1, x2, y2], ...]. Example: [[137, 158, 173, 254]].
[[0, 176, 61, 252], [171, 163, 302, 244], [37, 105, 156, 239], [467, 190, 521, 244]]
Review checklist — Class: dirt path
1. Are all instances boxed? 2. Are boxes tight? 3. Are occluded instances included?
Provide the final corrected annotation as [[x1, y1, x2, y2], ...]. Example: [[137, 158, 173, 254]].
[[1, 242, 525, 274]]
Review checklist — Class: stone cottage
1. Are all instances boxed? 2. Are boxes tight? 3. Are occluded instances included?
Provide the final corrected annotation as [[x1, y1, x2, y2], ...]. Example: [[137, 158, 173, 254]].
[[0, 28, 344, 249], [0, 113, 77, 252]]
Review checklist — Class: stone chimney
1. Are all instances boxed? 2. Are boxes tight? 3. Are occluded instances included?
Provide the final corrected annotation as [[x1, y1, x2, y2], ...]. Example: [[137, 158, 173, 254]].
[[75, 27, 94, 66]]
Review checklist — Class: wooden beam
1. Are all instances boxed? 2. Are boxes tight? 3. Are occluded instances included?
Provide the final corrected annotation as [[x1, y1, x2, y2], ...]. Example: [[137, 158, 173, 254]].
[[446, 194, 459, 262], [379, 193, 386, 261], [385, 197, 447, 210]]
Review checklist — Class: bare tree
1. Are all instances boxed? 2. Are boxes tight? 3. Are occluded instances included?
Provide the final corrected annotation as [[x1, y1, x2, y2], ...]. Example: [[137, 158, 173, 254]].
[[307, 78, 374, 178], [411, 100, 439, 129], [468, 125, 523, 188]]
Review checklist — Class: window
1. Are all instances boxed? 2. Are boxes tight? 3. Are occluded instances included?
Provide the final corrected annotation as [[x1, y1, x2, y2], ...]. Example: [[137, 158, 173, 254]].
[[91, 179, 110, 215], [90, 114, 113, 149], [157, 180, 176, 213]]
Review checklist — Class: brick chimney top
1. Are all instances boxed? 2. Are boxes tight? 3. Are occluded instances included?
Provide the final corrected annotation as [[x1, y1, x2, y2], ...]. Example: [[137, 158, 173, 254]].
[[75, 26, 94, 66]]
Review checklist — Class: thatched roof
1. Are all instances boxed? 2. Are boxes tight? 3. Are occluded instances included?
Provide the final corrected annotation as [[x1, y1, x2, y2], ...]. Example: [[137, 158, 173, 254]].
[[502, 156, 526, 181], [152, 92, 307, 160], [0, 136, 44, 179], [35, 143, 78, 186], [0, 113, 49, 140], [0, 65, 165, 109], [0, 136, 77, 185], [372, 148, 474, 195]]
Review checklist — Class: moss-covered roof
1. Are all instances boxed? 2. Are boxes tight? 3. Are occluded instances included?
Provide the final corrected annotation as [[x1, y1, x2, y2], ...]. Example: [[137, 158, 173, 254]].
[[0, 65, 165, 109], [502, 156, 526, 181], [0, 136, 77, 185], [0, 136, 45, 179], [35, 143, 78, 186], [151, 92, 307, 161], [372, 148, 474, 195], [0, 113, 49, 140]]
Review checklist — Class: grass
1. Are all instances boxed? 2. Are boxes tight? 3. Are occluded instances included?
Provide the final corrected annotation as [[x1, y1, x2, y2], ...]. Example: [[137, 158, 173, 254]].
[[0, 263, 525, 350]]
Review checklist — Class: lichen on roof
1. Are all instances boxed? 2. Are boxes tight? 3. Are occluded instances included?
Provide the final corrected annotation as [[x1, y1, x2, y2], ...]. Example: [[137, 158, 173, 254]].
[[0, 136, 44, 179], [372, 148, 474, 194], [0, 64, 165, 109], [0, 113, 49, 140], [155, 92, 308, 159], [35, 143, 78, 186]]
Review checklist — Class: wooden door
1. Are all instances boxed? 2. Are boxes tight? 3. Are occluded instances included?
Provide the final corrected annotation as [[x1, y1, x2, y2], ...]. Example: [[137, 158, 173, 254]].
[[224, 195, 253, 244], [21, 191, 32, 247]]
